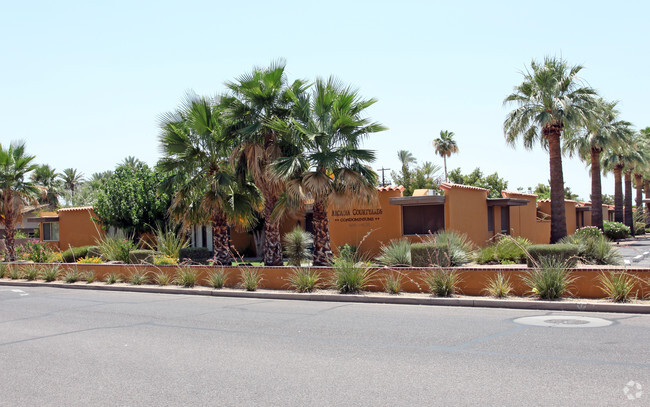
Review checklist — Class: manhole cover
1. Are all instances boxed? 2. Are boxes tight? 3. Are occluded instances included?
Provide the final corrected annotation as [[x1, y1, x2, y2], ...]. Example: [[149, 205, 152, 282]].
[[513, 315, 612, 328]]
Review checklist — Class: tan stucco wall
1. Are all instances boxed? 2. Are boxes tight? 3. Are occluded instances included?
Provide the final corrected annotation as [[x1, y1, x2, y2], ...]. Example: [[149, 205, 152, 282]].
[[442, 186, 490, 247], [56, 208, 104, 250]]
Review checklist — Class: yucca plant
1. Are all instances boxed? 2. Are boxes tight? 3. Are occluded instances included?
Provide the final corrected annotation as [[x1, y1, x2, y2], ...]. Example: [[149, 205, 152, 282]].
[[208, 268, 228, 289], [282, 227, 313, 267], [598, 271, 636, 302], [240, 267, 262, 291], [484, 272, 513, 298], [331, 258, 374, 294], [175, 266, 198, 288], [129, 269, 149, 285], [41, 265, 60, 282], [153, 271, 172, 286], [288, 267, 320, 293], [147, 225, 189, 259], [23, 265, 39, 281], [95, 231, 134, 263], [424, 269, 462, 297], [375, 239, 411, 267], [522, 257, 577, 300], [383, 270, 402, 295]]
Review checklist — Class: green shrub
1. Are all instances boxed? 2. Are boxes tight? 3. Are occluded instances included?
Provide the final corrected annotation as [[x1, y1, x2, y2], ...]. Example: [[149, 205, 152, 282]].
[[129, 269, 149, 285], [560, 234, 621, 265], [175, 266, 198, 287], [603, 221, 630, 240], [41, 265, 60, 282], [154, 255, 178, 265], [153, 271, 172, 286], [240, 267, 262, 291], [526, 244, 579, 268], [475, 245, 498, 264], [61, 246, 92, 263], [598, 271, 636, 302], [178, 247, 211, 265], [63, 268, 81, 283], [635, 222, 646, 235], [574, 226, 604, 239], [17, 240, 52, 263], [146, 226, 189, 258], [105, 273, 120, 284], [336, 244, 358, 262], [288, 267, 320, 293], [283, 227, 313, 266], [23, 265, 39, 281], [522, 257, 576, 300], [413, 231, 473, 267], [9, 266, 21, 279], [383, 270, 402, 295], [331, 258, 374, 293], [128, 249, 155, 264], [208, 268, 228, 289], [96, 232, 134, 263], [86, 246, 102, 259], [375, 239, 411, 267], [84, 271, 95, 283], [483, 273, 513, 298], [424, 269, 462, 297], [495, 236, 530, 263], [0, 263, 8, 278]]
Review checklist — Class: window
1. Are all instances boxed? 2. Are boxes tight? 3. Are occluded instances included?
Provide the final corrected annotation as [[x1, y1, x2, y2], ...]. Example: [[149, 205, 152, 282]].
[[487, 206, 494, 232], [42, 222, 59, 241], [500, 207, 510, 234], [402, 205, 444, 235]]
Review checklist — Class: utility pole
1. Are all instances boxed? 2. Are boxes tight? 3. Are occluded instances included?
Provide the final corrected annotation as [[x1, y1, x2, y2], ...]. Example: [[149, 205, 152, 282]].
[[376, 167, 391, 187]]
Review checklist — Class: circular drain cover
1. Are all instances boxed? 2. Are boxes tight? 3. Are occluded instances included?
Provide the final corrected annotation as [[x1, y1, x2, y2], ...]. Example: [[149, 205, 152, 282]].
[[513, 315, 612, 328]]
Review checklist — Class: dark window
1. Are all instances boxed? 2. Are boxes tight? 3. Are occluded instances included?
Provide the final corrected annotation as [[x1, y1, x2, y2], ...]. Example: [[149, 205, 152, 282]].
[[305, 213, 314, 234], [201, 225, 207, 248], [487, 206, 494, 232], [43, 222, 59, 241], [402, 205, 444, 235], [500, 207, 510, 234]]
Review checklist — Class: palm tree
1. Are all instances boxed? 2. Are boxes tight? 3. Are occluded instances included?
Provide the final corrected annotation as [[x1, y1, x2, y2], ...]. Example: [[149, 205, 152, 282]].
[[121, 156, 143, 168], [504, 57, 597, 243], [158, 93, 260, 265], [31, 164, 61, 206], [224, 61, 309, 266], [270, 77, 386, 265], [433, 130, 458, 182], [397, 150, 417, 187], [564, 99, 631, 230], [60, 168, 85, 194], [0, 141, 39, 261]]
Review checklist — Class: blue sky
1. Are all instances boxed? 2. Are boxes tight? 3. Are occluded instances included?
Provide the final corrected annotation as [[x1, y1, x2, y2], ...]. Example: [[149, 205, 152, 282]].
[[2, 0, 648, 200]]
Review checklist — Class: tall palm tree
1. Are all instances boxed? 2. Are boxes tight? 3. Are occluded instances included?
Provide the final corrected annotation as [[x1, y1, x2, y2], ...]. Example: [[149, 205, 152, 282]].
[[564, 99, 631, 230], [31, 164, 61, 206], [121, 156, 143, 168], [504, 57, 597, 243], [433, 130, 458, 182], [270, 77, 386, 265], [397, 150, 416, 187], [224, 61, 309, 266], [0, 141, 39, 261], [60, 168, 85, 194], [158, 93, 260, 265]]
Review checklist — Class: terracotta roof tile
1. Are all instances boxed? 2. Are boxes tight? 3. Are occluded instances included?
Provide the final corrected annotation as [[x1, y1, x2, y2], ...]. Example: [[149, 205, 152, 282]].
[[501, 190, 538, 198], [377, 185, 405, 192], [439, 182, 489, 192], [58, 206, 94, 212]]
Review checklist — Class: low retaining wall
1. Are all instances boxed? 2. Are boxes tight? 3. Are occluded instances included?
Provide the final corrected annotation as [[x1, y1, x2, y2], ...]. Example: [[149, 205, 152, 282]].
[[3, 263, 650, 299]]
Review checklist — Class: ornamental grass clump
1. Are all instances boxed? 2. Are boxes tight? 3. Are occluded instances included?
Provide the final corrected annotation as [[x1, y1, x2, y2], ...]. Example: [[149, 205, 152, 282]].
[[175, 266, 198, 288], [105, 272, 120, 285], [84, 271, 95, 283], [598, 271, 636, 302], [153, 271, 172, 286], [375, 239, 411, 267], [208, 268, 228, 289], [41, 265, 60, 282], [23, 265, 39, 281], [522, 257, 576, 300], [332, 258, 374, 294], [282, 227, 313, 267], [96, 232, 134, 263], [424, 269, 462, 297], [483, 272, 513, 298], [63, 268, 81, 283], [412, 231, 473, 267], [240, 267, 262, 291], [383, 270, 403, 295], [0, 263, 7, 278], [560, 231, 621, 265], [9, 267, 21, 280], [129, 269, 149, 285], [287, 267, 320, 293], [147, 225, 189, 259]]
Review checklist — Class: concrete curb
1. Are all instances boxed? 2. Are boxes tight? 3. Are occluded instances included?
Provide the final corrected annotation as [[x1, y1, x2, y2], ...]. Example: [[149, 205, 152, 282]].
[[1, 280, 648, 314]]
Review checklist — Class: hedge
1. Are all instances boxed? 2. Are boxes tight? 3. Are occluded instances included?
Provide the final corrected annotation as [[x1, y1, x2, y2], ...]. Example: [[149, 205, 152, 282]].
[[526, 244, 579, 267], [179, 247, 211, 265], [411, 242, 453, 267], [128, 249, 155, 264], [62, 246, 91, 263]]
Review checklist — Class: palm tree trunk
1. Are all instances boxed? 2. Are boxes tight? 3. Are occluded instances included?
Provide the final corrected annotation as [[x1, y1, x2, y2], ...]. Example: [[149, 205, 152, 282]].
[[211, 212, 232, 265], [589, 148, 603, 230], [263, 195, 283, 266], [624, 169, 634, 234], [645, 180, 650, 225], [312, 200, 333, 266], [634, 173, 644, 229], [614, 166, 624, 223], [3, 193, 17, 261], [546, 126, 567, 243], [443, 156, 448, 182]]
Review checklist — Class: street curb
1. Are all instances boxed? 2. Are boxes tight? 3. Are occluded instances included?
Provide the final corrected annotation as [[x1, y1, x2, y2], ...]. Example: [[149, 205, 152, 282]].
[[1, 280, 649, 314]]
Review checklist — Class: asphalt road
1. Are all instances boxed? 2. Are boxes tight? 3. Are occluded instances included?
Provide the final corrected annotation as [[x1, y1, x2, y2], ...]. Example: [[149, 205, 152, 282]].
[[0, 287, 648, 406]]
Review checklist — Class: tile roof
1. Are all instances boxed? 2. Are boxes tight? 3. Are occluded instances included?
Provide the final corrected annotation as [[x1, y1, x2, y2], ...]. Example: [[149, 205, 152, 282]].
[[377, 185, 405, 192], [439, 182, 489, 192], [501, 190, 538, 198], [58, 206, 94, 212]]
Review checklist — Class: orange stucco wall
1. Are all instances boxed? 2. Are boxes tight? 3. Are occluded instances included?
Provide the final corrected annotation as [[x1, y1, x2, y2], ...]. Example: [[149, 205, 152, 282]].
[[41, 208, 105, 251], [5, 263, 649, 299], [441, 186, 491, 247], [502, 192, 550, 244]]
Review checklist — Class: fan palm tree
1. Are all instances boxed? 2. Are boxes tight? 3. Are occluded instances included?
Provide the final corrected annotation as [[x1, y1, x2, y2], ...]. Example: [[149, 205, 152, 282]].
[[158, 93, 260, 265], [270, 77, 386, 265], [397, 150, 417, 187], [31, 164, 61, 206], [60, 168, 85, 194], [223, 60, 309, 266], [564, 99, 631, 230], [433, 130, 458, 182], [504, 56, 598, 243], [0, 141, 39, 261]]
